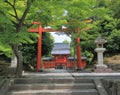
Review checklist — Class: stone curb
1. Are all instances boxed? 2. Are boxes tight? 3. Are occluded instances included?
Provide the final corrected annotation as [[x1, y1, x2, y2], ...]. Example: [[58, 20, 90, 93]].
[[72, 73, 120, 77], [0, 78, 11, 95], [94, 79, 108, 95]]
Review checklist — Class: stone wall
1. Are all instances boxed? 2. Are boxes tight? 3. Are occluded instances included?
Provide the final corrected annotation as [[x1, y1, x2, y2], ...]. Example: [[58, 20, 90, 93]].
[[106, 63, 120, 71], [102, 79, 120, 95], [0, 78, 11, 95], [0, 63, 15, 76]]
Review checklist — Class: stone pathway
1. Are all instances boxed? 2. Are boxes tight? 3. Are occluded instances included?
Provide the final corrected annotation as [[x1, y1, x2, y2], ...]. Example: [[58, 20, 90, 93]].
[[22, 69, 120, 79]]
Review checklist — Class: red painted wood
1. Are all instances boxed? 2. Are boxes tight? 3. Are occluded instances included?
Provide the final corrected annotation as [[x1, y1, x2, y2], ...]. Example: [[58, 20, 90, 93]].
[[43, 59, 86, 69], [28, 22, 42, 71], [28, 29, 38, 32], [76, 37, 86, 69], [32, 21, 41, 24], [55, 56, 67, 63], [76, 37, 81, 69], [36, 25, 42, 70], [43, 61, 55, 68]]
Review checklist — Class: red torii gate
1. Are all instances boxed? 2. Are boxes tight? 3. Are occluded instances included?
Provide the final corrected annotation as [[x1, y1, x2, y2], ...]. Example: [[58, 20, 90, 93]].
[[28, 21, 86, 71]]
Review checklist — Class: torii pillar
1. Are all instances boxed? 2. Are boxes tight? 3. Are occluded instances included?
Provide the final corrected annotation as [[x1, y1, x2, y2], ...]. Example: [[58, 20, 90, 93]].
[[76, 37, 82, 69], [28, 22, 43, 71]]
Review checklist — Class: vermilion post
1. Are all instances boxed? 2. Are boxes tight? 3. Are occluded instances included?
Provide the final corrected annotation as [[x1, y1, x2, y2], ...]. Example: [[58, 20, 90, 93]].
[[76, 37, 82, 69], [36, 25, 42, 70], [28, 22, 42, 71]]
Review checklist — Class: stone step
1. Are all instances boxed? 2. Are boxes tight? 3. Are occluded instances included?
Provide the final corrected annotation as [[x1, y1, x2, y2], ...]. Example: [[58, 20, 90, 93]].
[[14, 78, 93, 84], [7, 89, 99, 95], [9, 83, 95, 91], [6, 71, 102, 95]]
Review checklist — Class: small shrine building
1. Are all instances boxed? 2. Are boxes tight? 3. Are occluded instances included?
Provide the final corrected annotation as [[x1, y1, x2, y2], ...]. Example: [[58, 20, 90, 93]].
[[51, 43, 70, 69], [43, 43, 87, 69]]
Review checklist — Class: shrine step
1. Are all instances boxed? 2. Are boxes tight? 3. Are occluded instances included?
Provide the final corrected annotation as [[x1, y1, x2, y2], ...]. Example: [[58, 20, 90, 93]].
[[13, 77, 94, 84], [7, 77, 99, 95], [7, 89, 98, 95], [9, 83, 95, 90]]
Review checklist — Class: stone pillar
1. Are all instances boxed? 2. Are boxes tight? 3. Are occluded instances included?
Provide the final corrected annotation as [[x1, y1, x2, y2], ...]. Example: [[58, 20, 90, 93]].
[[95, 48, 107, 68]]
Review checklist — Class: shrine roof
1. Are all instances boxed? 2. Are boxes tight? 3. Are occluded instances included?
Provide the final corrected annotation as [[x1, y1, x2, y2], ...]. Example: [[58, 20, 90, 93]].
[[51, 43, 70, 55]]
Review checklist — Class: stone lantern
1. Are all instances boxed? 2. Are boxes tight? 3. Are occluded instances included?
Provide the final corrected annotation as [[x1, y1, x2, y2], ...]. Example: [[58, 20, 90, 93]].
[[94, 35, 107, 68]]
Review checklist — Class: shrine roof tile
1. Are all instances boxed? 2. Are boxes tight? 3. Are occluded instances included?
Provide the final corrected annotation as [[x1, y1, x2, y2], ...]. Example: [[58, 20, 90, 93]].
[[51, 43, 70, 55]]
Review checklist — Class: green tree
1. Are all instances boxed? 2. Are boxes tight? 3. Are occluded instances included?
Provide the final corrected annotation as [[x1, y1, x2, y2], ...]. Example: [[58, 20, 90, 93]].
[[3, 0, 36, 76], [106, 0, 120, 55], [93, 0, 120, 55], [0, 0, 57, 76]]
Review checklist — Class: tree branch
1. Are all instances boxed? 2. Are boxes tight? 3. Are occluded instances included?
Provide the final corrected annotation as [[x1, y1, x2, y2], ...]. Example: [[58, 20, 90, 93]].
[[17, 0, 35, 32], [9, 13, 16, 18], [13, 0, 16, 6], [5, 0, 19, 21]]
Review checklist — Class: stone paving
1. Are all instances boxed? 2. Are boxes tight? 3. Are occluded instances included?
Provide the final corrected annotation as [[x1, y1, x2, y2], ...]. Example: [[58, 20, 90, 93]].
[[22, 69, 120, 78]]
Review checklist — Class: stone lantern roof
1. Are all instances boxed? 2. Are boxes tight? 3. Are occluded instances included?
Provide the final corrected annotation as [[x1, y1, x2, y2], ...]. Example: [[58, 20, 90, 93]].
[[95, 35, 107, 48]]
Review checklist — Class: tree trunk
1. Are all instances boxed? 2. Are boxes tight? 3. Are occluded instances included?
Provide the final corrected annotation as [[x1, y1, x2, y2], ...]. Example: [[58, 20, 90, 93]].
[[12, 44, 23, 77]]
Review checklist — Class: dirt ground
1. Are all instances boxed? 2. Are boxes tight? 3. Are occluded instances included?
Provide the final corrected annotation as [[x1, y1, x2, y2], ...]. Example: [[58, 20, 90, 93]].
[[104, 55, 120, 64]]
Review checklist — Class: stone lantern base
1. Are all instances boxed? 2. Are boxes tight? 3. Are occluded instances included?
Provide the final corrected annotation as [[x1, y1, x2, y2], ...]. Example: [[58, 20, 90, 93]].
[[94, 66, 114, 73], [94, 48, 115, 73], [96, 64, 108, 69], [95, 48, 108, 68]]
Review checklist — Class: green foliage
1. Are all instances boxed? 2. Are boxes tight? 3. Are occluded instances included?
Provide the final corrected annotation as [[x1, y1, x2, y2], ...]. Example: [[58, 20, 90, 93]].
[[0, 1, 13, 57], [82, 51, 94, 64], [14, 32, 38, 44], [20, 43, 37, 70], [0, 43, 12, 58], [0, 0, 53, 56], [93, 0, 120, 55], [106, 29, 120, 54], [109, 0, 120, 19], [42, 33, 54, 56], [63, 0, 95, 29]]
